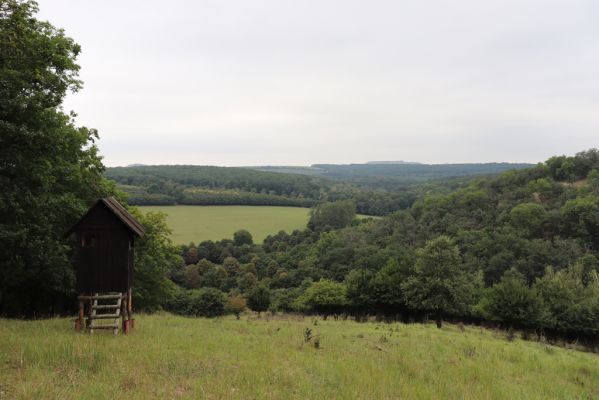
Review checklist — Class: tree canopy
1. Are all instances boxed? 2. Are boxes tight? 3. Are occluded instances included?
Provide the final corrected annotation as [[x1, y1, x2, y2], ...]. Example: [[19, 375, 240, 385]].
[[0, 0, 113, 316]]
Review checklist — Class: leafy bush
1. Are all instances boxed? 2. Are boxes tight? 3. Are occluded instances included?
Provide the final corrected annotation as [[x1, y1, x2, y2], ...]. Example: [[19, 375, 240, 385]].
[[308, 201, 356, 231], [226, 295, 247, 318], [402, 236, 482, 327], [296, 280, 348, 315], [233, 230, 254, 246], [167, 288, 226, 317], [480, 270, 547, 329], [247, 285, 271, 313]]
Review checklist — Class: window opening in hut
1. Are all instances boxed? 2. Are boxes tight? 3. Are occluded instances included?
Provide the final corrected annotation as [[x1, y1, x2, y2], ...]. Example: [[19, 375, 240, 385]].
[[81, 234, 96, 248]]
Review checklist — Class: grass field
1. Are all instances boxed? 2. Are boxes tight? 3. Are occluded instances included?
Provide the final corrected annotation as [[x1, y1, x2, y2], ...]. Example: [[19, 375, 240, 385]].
[[138, 205, 311, 244], [0, 314, 597, 400]]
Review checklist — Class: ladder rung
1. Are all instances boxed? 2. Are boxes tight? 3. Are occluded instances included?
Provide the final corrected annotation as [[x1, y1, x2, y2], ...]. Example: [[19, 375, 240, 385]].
[[88, 324, 119, 330], [89, 313, 120, 319], [79, 294, 124, 300], [92, 304, 120, 310]]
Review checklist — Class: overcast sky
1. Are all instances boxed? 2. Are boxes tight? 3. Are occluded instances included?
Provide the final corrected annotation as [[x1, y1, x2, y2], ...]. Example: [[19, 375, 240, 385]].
[[37, 0, 599, 166]]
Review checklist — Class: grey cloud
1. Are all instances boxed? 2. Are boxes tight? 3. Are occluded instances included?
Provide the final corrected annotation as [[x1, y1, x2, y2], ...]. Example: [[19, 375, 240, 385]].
[[37, 0, 599, 166]]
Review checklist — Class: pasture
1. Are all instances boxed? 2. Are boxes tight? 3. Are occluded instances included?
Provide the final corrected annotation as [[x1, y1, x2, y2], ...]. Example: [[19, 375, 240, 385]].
[[0, 314, 597, 399], [138, 205, 311, 244]]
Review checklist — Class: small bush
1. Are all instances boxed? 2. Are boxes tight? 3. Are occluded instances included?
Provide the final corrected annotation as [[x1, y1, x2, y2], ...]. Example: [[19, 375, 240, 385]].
[[314, 336, 320, 349], [167, 288, 227, 317], [304, 328, 313, 342], [233, 230, 254, 246], [247, 285, 271, 313], [226, 295, 247, 319]]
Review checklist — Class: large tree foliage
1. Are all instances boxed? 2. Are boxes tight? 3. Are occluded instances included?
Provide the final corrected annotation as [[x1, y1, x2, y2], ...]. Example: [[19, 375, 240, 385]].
[[0, 0, 113, 316], [308, 200, 356, 231], [401, 236, 482, 327], [480, 270, 547, 330], [246, 284, 271, 313], [534, 264, 599, 336], [561, 196, 599, 250], [130, 210, 180, 311], [297, 279, 347, 315]]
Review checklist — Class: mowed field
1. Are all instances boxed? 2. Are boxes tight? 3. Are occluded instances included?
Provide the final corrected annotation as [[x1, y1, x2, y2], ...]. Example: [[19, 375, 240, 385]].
[[1, 314, 598, 400], [139, 205, 311, 244]]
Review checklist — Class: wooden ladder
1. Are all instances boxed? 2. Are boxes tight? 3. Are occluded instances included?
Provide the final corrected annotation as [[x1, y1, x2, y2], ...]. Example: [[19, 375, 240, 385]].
[[83, 293, 123, 335], [77, 291, 133, 335]]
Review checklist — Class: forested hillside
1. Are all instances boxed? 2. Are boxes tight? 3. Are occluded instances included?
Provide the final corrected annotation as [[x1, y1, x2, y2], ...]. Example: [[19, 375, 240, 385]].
[[106, 165, 323, 208], [107, 165, 325, 199], [169, 150, 599, 342], [252, 162, 532, 188], [106, 165, 504, 215]]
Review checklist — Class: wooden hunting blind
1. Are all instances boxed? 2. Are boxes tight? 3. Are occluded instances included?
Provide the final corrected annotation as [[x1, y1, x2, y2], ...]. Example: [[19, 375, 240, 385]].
[[65, 197, 145, 334]]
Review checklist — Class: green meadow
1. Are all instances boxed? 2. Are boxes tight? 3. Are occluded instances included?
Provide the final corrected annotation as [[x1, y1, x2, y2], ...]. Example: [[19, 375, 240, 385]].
[[138, 205, 311, 244], [0, 314, 597, 400]]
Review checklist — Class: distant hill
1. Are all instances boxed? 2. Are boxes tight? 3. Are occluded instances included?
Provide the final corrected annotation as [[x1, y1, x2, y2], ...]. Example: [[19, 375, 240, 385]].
[[106, 162, 534, 216], [365, 160, 421, 165], [249, 162, 534, 188]]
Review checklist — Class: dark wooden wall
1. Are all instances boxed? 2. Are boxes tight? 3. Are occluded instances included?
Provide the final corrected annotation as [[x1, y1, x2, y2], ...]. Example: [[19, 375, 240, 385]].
[[74, 204, 134, 293]]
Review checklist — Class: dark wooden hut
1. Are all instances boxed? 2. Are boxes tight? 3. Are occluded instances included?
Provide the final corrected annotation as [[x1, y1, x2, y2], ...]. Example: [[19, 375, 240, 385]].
[[65, 197, 145, 334]]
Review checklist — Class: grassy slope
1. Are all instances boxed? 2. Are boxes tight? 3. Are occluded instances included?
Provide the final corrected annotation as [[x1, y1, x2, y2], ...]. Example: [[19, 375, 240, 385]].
[[139, 205, 311, 244], [0, 314, 597, 399]]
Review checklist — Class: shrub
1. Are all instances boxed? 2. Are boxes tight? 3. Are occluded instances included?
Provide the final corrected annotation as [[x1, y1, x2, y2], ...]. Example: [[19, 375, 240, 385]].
[[296, 280, 347, 315], [308, 200, 356, 231], [247, 285, 271, 313], [233, 229, 254, 246], [226, 295, 247, 319], [480, 269, 547, 329], [167, 288, 226, 317]]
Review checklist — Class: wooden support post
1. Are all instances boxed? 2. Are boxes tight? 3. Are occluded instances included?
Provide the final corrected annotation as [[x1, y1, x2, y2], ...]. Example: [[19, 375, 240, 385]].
[[90, 292, 98, 334], [76, 298, 84, 332], [122, 294, 128, 334], [127, 288, 133, 330], [87, 293, 93, 329]]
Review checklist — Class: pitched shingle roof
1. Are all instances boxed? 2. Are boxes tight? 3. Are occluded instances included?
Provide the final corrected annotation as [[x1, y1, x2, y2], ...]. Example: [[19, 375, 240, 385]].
[[64, 197, 145, 237]]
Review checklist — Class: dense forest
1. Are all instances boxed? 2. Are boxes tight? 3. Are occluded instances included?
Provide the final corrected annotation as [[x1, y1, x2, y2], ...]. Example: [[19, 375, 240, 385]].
[[251, 162, 532, 188], [167, 150, 599, 342], [106, 164, 515, 216]]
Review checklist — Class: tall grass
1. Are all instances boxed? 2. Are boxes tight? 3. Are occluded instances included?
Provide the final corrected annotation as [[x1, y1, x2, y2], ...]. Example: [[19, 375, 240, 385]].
[[0, 314, 597, 399]]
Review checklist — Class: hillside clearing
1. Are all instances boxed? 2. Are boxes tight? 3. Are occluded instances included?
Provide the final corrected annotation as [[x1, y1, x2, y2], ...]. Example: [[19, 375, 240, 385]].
[[138, 205, 311, 244], [138, 205, 376, 244], [0, 314, 597, 399]]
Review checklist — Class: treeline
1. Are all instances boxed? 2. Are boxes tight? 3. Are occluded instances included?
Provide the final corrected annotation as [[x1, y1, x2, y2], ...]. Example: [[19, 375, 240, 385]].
[[107, 165, 419, 215], [106, 165, 326, 199], [166, 150, 599, 342], [253, 162, 532, 189], [108, 165, 478, 216], [120, 185, 318, 208]]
